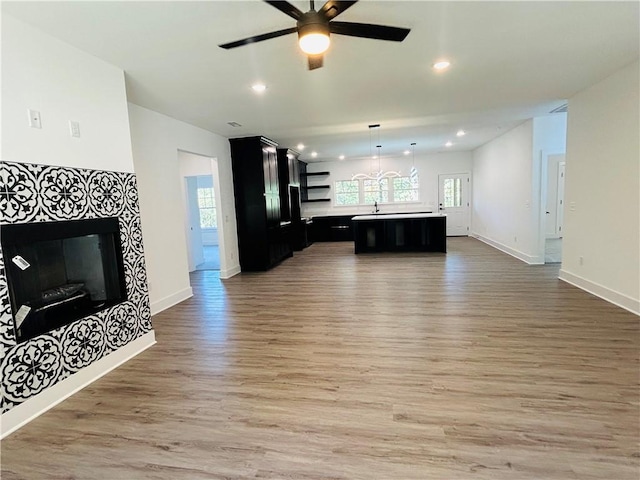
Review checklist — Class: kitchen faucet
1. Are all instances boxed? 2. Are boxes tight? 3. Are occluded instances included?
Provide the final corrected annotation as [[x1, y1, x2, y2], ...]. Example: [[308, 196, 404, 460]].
[[373, 201, 380, 214]]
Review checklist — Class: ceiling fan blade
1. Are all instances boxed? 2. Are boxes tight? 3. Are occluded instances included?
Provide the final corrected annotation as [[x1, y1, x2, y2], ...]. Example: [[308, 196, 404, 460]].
[[308, 54, 324, 70], [264, 1, 304, 20], [319, 1, 358, 21], [329, 21, 410, 42], [219, 27, 297, 49]]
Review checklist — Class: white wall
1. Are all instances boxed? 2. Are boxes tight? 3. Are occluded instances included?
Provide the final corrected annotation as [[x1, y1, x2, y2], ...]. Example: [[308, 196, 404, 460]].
[[472, 115, 567, 264], [1, 15, 133, 172], [128, 104, 240, 315], [472, 121, 538, 262], [301, 151, 473, 217], [560, 61, 639, 314]]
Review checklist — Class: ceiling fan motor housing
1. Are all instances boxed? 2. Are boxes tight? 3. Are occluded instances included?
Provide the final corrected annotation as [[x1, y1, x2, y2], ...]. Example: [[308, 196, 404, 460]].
[[297, 11, 330, 41]]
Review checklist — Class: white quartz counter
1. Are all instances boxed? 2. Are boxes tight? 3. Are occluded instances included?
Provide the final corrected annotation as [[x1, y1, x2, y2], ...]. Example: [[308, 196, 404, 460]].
[[352, 213, 446, 221]]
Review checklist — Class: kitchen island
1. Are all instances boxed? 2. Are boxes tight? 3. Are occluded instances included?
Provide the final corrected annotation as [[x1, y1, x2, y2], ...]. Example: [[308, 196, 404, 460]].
[[352, 213, 446, 253]]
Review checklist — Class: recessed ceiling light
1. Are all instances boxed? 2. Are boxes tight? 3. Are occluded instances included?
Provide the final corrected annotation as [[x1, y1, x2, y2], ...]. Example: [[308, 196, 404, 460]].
[[403, 150, 410, 155], [433, 60, 451, 71], [311, 151, 318, 158], [297, 143, 305, 151], [445, 141, 453, 147], [251, 83, 267, 93], [456, 130, 466, 137], [339, 155, 345, 160]]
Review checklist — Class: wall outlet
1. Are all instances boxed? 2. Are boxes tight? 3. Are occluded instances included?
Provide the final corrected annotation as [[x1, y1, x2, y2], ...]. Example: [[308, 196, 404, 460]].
[[570, 202, 576, 212], [28, 109, 42, 129], [514, 236, 517, 243], [69, 120, 81, 138], [579, 256, 584, 266]]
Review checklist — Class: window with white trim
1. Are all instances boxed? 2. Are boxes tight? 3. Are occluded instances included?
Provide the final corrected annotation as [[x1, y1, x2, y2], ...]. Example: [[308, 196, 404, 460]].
[[443, 178, 462, 207], [335, 180, 360, 205], [335, 171, 419, 205], [197, 187, 217, 228], [391, 176, 419, 202], [363, 178, 389, 203]]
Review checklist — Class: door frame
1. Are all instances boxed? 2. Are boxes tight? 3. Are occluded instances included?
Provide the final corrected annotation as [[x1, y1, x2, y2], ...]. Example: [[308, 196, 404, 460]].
[[556, 161, 566, 238], [438, 172, 471, 236]]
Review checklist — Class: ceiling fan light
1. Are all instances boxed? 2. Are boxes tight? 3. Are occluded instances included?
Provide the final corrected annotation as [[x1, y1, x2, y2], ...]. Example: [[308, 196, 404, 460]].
[[299, 32, 330, 55]]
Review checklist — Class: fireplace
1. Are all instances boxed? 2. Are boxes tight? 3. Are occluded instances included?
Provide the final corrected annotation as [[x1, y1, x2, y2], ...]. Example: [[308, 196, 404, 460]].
[[1, 217, 127, 343]]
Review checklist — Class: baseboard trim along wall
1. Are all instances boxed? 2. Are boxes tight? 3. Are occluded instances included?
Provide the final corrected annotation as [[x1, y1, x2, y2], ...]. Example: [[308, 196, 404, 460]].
[[1, 331, 156, 439], [220, 264, 241, 280], [559, 269, 640, 316], [471, 234, 545, 265], [150, 287, 193, 316]]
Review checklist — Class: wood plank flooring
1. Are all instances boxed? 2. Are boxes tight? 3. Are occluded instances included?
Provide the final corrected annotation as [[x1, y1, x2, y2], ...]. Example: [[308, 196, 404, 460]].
[[1, 238, 638, 479]]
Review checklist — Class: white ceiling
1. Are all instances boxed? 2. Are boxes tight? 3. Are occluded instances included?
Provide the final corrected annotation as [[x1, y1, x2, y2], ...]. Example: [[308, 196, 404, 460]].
[[3, 1, 639, 162]]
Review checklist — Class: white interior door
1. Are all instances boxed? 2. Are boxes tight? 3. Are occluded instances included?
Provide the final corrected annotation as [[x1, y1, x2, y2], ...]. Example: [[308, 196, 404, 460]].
[[545, 154, 566, 238], [438, 173, 470, 236], [185, 176, 204, 272]]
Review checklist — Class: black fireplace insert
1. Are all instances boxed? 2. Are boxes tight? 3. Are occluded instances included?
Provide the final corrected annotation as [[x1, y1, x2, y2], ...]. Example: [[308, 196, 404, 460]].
[[1, 217, 127, 343]]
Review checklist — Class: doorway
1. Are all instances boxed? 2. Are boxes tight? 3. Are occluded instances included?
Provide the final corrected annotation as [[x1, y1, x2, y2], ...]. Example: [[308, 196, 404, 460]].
[[185, 175, 220, 271], [544, 154, 566, 263], [179, 151, 225, 274], [438, 173, 470, 236]]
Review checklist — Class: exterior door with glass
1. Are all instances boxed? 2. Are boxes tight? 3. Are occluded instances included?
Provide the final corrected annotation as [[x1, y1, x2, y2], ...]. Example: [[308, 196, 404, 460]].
[[438, 173, 470, 236]]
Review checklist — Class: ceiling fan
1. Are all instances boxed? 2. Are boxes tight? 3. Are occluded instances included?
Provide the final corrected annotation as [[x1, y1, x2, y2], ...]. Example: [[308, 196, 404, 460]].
[[219, 0, 411, 70]]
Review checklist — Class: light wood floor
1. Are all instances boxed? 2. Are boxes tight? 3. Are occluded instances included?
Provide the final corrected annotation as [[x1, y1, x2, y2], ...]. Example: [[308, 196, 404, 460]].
[[2, 238, 638, 479]]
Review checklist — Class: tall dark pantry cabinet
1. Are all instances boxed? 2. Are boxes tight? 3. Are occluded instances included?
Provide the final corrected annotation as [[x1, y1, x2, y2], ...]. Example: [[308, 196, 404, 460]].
[[229, 136, 292, 271]]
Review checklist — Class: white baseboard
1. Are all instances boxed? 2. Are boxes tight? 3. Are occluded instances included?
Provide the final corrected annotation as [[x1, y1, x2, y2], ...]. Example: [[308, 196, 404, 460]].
[[559, 269, 640, 316], [220, 264, 241, 279], [471, 234, 544, 265], [1, 331, 156, 439], [150, 287, 193, 316]]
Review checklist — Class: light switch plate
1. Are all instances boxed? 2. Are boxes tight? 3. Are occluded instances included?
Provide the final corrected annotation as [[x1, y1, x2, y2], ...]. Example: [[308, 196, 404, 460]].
[[28, 109, 41, 129]]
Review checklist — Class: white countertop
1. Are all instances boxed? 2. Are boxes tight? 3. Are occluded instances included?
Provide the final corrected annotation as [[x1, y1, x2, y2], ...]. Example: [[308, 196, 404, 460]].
[[352, 213, 446, 221]]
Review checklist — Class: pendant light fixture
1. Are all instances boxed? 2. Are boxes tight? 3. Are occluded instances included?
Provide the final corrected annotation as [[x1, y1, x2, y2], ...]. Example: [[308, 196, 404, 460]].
[[410, 142, 418, 184], [352, 124, 401, 181]]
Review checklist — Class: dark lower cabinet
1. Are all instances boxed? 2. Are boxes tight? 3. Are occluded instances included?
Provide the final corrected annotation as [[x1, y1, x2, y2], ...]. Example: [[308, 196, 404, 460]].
[[310, 215, 354, 242], [230, 136, 292, 271], [291, 219, 312, 250], [353, 216, 446, 253]]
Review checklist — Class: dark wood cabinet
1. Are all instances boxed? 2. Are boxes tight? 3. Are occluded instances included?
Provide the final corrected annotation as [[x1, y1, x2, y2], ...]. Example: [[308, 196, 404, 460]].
[[353, 215, 446, 253], [230, 136, 292, 271], [310, 215, 355, 242], [276, 148, 302, 222], [277, 148, 311, 251]]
